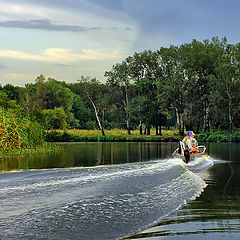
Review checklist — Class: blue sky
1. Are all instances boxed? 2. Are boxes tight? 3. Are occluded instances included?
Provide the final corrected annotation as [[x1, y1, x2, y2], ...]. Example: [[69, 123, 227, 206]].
[[0, 0, 240, 86]]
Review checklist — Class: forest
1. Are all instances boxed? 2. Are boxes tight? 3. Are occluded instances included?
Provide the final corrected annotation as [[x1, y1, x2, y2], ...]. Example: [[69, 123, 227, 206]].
[[1, 36, 240, 148]]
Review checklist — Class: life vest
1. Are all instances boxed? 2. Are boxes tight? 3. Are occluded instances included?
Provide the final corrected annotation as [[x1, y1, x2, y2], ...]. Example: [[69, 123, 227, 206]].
[[190, 137, 199, 153], [183, 135, 199, 153], [182, 136, 190, 149]]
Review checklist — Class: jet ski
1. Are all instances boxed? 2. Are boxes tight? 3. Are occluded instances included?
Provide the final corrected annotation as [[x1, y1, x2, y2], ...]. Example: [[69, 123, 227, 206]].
[[172, 141, 206, 163]]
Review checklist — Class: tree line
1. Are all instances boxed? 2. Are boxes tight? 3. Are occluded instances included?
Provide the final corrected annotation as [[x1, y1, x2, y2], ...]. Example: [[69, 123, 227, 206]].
[[1, 37, 240, 136]]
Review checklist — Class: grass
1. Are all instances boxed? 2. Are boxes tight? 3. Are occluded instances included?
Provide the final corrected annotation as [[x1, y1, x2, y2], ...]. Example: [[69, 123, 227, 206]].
[[61, 128, 180, 136], [0, 143, 61, 157], [45, 128, 240, 143], [45, 129, 182, 142]]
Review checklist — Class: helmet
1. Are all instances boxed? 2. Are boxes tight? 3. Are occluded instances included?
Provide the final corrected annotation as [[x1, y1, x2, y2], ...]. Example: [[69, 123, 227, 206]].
[[187, 131, 192, 136], [187, 130, 195, 136]]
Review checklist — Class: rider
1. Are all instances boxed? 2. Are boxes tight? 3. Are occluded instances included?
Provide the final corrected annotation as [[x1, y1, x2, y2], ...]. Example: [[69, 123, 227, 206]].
[[182, 131, 193, 152], [190, 132, 199, 153], [182, 130, 199, 162]]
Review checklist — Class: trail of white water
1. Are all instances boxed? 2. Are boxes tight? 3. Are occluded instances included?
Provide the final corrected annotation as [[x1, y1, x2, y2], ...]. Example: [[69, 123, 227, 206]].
[[0, 157, 212, 240]]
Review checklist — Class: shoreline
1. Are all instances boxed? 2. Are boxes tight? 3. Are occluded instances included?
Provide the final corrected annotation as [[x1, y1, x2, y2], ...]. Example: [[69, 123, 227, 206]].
[[45, 130, 240, 143], [45, 132, 181, 142]]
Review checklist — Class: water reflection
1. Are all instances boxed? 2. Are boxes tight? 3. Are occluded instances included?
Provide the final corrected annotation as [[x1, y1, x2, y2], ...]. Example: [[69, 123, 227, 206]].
[[125, 143, 240, 239], [0, 142, 177, 172]]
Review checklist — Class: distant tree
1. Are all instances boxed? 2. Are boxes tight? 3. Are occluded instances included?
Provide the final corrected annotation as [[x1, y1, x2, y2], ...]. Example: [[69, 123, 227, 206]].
[[105, 61, 133, 134], [0, 91, 8, 108], [19, 83, 38, 116], [43, 107, 67, 130], [179, 38, 221, 132], [128, 50, 162, 135], [212, 41, 240, 130], [2, 84, 21, 102], [71, 95, 90, 129], [77, 76, 107, 136], [156, 46, 186, 135], [35, 74, 46, 110], [44, 78, 74, 112]]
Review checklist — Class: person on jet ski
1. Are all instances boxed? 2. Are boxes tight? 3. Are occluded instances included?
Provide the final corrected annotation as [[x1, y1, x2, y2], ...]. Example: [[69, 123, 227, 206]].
[[189, 132, 199, 153], [182, 131, 199, 162], [182, 131, 193, 151]]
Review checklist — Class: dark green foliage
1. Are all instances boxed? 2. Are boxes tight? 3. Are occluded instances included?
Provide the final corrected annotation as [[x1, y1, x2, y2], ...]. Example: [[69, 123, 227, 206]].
[[71, 95, 90, 128], [195, 132, 210, 142], [2, 84, 21, 102], [44, 78, 74, 112], [42, 107, 67, 130], [206, 133, 229, 142], [26, 121, 45, 147], [45, 131, 98, 142], [230, 130, 240, 142], [197, 131, 240, 142], [86, 121, 96, 130]]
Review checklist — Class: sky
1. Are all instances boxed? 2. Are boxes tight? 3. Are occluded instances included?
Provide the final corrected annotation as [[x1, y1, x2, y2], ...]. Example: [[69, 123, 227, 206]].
[[0, 0, 240, 86]]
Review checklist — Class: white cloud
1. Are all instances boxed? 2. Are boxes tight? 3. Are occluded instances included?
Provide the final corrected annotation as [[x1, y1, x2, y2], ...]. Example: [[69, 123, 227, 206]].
[[0, 72, 34, 86], [3, 72, 32, 80], [0, 2, 55, 21], [0, 48, 123, 64]]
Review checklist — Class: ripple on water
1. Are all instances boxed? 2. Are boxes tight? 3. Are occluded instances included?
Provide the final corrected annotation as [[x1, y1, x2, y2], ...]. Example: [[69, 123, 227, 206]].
[[0, 158, 209, 240]]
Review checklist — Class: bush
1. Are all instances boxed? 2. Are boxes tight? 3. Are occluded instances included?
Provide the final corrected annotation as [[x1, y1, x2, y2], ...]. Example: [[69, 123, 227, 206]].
[[196, 132, 210, 142], [0, 108, 45, 151], [26, 121, 45, 147], [230, 131, 239, 141], [85, 121, 96, 130], [206, 132, 229, 142]]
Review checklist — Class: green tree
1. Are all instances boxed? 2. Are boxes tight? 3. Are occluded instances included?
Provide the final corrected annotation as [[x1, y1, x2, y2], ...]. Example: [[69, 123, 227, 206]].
[[105, 61, 134, 134], [44, 78, 74, 112], [77, 76, 107, 135], [128, 50, 162, 135], [212, 41, 240, 130], [179, 38, 221, 132], [156, 46, 186, 135], [20, 83, 38, 116], [71, 95, 90, 129], [35, 74, 46, 110], [0, 91, 8, 109], [43, 107, 67, 130], [2, 84, 21, 102]]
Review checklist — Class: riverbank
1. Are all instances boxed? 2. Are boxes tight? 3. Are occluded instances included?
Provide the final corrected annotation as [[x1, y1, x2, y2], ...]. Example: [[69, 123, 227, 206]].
[[0, 143, 61, 158], [197, 131, 240, 142], [45, 129, 240, 143], [45, 129, 182, 142]]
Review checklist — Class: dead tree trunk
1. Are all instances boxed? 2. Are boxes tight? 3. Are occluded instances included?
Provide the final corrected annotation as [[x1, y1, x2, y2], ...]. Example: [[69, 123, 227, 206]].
[[90, 98, 105, 136], [203, 100, 210, 132], [124, 85, 131, 135], [139, 120, 143, 135], [176, 108, 184, 135]]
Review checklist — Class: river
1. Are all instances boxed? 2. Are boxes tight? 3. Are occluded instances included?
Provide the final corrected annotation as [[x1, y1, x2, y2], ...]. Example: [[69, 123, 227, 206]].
[[0, 142, 239, 239]]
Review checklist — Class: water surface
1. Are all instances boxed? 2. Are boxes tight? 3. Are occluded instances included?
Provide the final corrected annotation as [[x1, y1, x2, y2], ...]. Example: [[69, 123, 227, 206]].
[[126, 143, 240, 239], [0, 142, 239, 239], [0, 142, 176, 171]]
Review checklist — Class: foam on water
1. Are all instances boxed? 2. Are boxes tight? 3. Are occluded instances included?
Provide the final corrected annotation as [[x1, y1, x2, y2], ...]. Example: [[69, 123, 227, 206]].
[[185, 156, 214, 172], [0, 157, 212, 240]]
